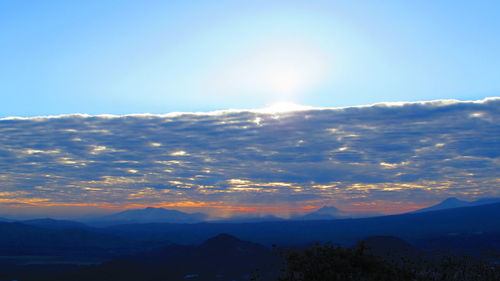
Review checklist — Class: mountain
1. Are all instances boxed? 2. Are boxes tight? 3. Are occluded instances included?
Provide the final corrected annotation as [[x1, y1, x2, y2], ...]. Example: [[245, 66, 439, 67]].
[[298, 205, 342, 220], [475, 198, 500, 205], [91, 207, 207, 225], [414, 197, 500, 213], [102, 202, 500, 247], [414, 197, 471, 213], [294, 206, 380, 220], [22, 218, 90, 230]]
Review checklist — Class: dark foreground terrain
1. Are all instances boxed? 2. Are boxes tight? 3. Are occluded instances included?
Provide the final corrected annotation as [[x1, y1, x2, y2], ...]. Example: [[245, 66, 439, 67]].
[[4, 234, 500, 281], [1, 203, 500, 281]]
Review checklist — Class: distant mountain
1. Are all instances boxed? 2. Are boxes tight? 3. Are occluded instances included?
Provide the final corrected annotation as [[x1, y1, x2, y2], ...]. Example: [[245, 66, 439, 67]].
[[22, 218, 90, 230], [413, 197, 500, 213], [299, 205, 342, 220], [92, 207, 207, 225], [475, 198, 500, 205], [102, 202, 500, 247], [414, 197, 471, 213], [293, 205, 380, 221], [0, 217, 13, 222]]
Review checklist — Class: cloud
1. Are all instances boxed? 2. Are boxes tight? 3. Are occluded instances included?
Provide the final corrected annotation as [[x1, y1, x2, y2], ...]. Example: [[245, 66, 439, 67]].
[[0, 98, 499, 214]]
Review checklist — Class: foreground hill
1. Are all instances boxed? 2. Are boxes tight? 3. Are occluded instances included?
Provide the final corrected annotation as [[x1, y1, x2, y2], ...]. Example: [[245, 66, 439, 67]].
[[27, 234, 500, 281], [32, 234, 280, 281], [0, 222, 163, 257]]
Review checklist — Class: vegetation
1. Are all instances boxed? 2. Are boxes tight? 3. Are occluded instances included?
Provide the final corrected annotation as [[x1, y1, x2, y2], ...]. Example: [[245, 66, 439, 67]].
[[277, 242, 500, 281]]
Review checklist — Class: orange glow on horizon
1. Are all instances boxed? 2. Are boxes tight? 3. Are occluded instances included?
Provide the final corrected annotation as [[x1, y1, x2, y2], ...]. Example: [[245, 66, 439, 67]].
[[341, 201, 427, 214], [0, 199, 426, 216]]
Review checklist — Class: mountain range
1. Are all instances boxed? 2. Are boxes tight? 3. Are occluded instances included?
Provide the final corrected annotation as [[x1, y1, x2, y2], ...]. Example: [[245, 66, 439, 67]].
[[99, 202, 500, 247], [1, 201, 500, 280], [5, 201, 500, 251], [88, 207, 208, 226], [22, 218, 91, 230], [90, 197, 500, 224], [413, 197, 500, 213], [4, 197, 498, 226]]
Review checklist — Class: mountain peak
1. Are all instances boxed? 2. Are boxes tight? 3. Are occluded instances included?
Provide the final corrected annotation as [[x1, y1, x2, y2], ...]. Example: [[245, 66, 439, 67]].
[[316, 206, 341, 214], [209, 233, 240, 242], [199, 233, 269, 256], [200, 233, 244, 249], [298, 205, 343, 220], [95, 207, 207, 225], [362, 236, 421, 260], [411, 197, 500, 213]]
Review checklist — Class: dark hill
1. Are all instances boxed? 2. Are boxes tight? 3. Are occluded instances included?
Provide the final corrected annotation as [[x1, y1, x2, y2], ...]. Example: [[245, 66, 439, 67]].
[[40, 234, 280, 281], [0, 222, 159, 257], [362, 236, 422, 261]]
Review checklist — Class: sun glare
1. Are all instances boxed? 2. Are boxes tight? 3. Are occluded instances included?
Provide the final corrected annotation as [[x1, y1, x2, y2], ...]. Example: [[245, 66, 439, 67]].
[[257, 102, 314, 114], [203, 41, 332, 105]]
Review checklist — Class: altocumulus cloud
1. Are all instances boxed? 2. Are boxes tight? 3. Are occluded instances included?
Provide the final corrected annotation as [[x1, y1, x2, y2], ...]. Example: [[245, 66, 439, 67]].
[[0, 98, 499, 215]]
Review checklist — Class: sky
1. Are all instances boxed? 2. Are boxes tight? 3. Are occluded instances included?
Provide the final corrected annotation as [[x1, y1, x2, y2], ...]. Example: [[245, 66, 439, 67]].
[[0, 1, 499, 218], [1, 0, 499, 116]]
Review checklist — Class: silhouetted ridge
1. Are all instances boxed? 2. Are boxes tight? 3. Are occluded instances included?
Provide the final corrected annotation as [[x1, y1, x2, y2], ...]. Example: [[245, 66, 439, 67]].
[[201, 233, 241, 246], [22, 218, 89, 230], [0, 221, 151, 256], [413, 197, 500, 213], [47, 234, 280, 281], [362, 236, 421, 259], [199, 233, 269, 256]]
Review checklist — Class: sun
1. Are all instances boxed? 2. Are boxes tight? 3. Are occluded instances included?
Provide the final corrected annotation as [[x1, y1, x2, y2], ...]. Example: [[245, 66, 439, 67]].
[[202, 40, 332, 106]]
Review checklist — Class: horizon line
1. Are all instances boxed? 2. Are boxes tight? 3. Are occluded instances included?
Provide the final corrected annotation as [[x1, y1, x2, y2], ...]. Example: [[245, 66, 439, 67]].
[[1, 97, 498, 120]]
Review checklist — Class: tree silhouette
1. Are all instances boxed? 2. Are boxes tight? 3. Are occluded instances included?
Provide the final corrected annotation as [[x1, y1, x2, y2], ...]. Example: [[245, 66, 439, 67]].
[[277, 242, 500, 281]]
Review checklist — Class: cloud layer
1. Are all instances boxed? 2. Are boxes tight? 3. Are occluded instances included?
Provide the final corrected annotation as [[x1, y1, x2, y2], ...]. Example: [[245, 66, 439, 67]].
[[1, 99, 499, 216]]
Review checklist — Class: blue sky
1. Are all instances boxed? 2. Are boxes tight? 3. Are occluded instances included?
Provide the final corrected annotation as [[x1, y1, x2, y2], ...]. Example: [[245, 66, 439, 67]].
[[1, 0, 499, 117]]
